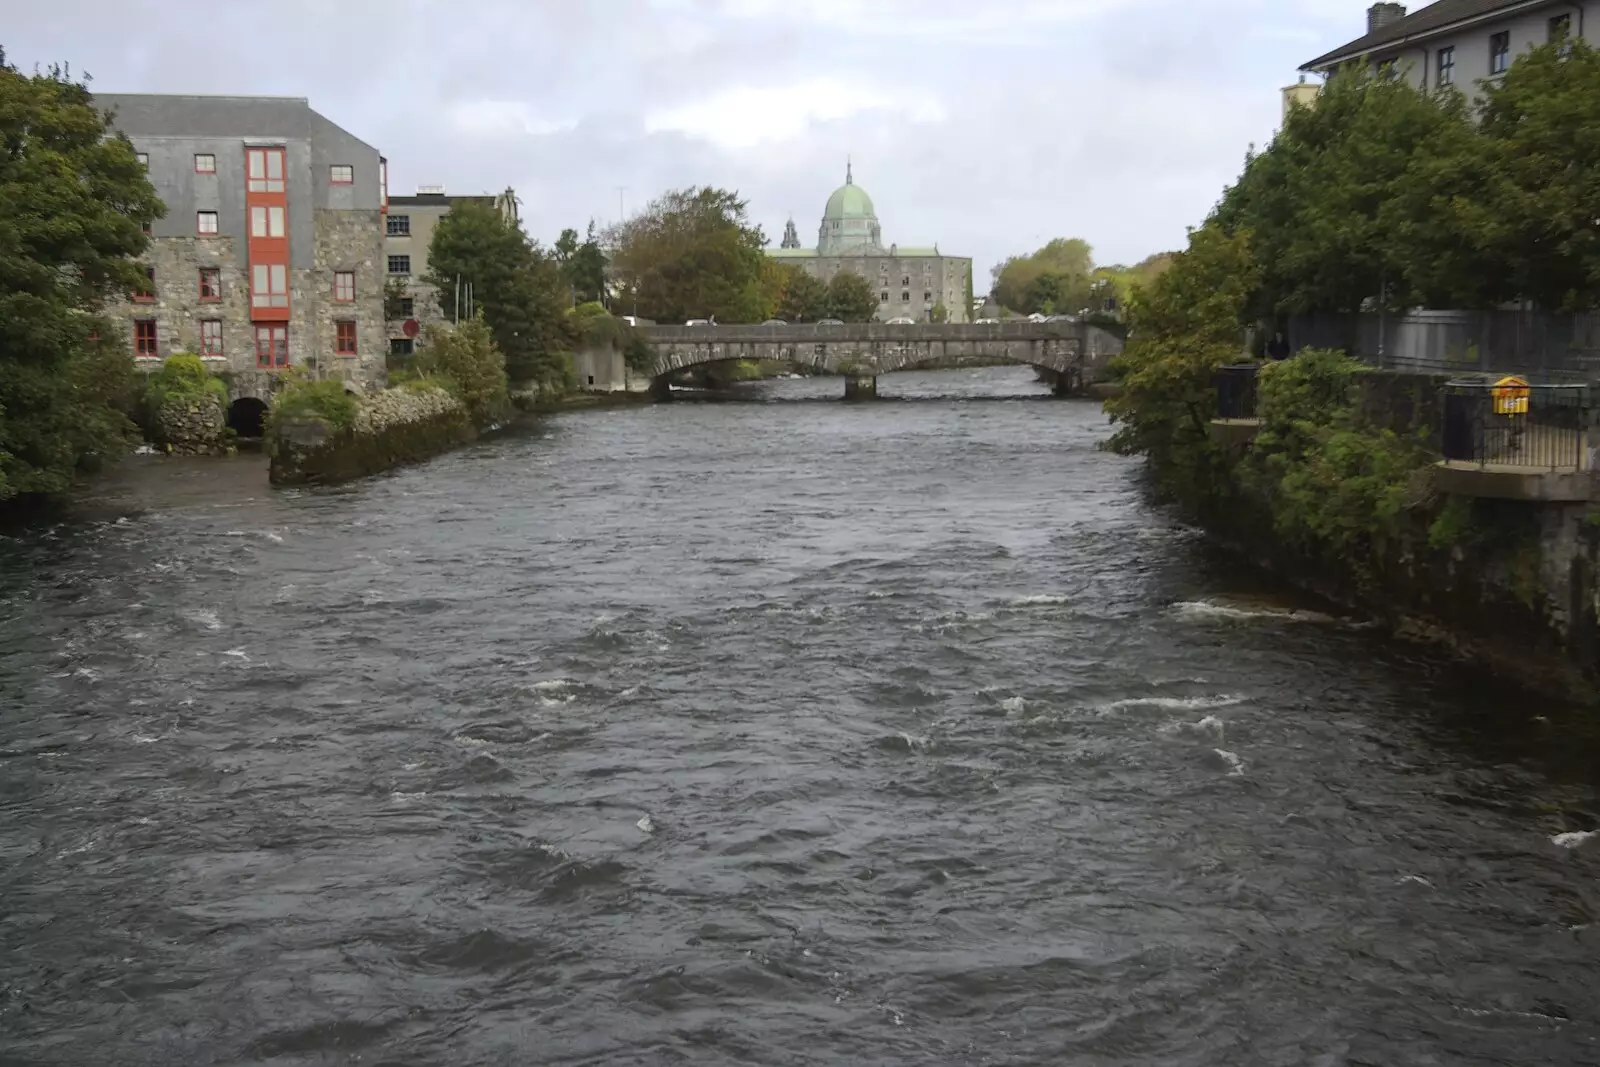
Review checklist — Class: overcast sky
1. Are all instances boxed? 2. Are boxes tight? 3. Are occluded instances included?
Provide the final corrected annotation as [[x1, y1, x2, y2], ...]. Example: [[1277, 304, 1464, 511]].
[[9, 0, 1367, 282]]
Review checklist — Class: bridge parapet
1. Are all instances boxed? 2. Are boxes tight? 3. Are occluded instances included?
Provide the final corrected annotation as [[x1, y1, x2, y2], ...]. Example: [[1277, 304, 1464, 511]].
[[642, 321, 1088, 345]]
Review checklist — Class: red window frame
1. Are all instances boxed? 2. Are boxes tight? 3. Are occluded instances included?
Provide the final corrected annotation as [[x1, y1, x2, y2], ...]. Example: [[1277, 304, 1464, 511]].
[[330, 164, 354, 185], [133, 319, 157, 357], [197, 211, 219, 236], [247, 147, 285, 193], [200, 319, 224, 357], [333, 271, 355, 303], [133, 267, 156, 302], [194, 153, 216, 173], [335, 321, 357, 355], [254, 324, 288, 368], [199, 268, 221, 301]]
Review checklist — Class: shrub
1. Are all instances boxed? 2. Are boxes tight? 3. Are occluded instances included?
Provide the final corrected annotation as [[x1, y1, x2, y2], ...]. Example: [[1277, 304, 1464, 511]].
[[417, 314, 510, 425], [269, 374, 359, 433], [143, 353, 227, 410]]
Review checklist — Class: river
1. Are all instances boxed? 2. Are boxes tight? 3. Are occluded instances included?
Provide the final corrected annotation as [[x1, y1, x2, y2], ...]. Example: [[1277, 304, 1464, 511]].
[[2, 366, 1598, 1065]]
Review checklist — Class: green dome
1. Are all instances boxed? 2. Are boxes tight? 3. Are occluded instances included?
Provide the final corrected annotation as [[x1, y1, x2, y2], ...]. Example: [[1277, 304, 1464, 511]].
[[824, 178, 876, 220]]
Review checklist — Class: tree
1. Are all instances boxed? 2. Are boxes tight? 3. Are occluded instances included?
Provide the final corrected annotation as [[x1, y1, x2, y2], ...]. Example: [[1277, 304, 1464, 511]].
[[929, 302, 950, 323], [776, 265, 828, 322], [824, 270, 878, 322], [992, 237, 1094, 313], [418, 314, 509, 425], [425, 201, 575, 388], [0, 52, 164, 501], [553, 221, 609, 306], [604, 187, 771, 323]]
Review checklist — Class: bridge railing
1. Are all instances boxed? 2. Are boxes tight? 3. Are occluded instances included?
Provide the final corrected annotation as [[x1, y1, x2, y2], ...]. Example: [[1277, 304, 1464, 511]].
[[641, 321, 1087, 343]]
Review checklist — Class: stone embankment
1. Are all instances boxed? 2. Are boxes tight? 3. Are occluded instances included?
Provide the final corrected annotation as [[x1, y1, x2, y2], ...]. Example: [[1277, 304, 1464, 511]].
[[268, 384, 476, 486], [154, 395, 228, 455]]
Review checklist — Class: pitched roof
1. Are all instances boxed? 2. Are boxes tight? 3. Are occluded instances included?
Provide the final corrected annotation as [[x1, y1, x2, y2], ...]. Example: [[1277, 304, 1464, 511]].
[[1301, 0, 1550, 70], [386, 193, 500, 207]]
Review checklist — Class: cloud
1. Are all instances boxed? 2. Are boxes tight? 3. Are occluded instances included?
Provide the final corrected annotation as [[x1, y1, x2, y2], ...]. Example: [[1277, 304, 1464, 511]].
[[2, 0, 1367, 278]]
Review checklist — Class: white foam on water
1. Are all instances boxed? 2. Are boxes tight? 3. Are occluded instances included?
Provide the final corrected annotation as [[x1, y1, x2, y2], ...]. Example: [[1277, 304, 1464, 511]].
[[132, 735, 163, 745], [636, 814, 656, 834], [1098, 694, 1246, 716], [401, 762, 423, 771], [220, 648, 249, 660], [262, 531, 284, 543], [455, 735, 493, 747], [530, 679, 578, 707], [899, 732, 931, 750], [1398, 875, 1434, 888], [187, 609, 223, 631], [867, 590, 891, 599], [389, 791, 428, 802], [1159, 714, 1226, 740], [1214, 749, 1246, 777], [1551, 830, 1598, 849], [1172, 599, 1334, 624], [617, 685, 642, 699], [1000, 696, 1027, 715], [1011, 594, 1071, 607]]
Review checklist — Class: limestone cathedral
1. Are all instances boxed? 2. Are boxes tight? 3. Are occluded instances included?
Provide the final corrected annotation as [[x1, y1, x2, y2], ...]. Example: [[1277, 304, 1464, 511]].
[[767, 162, 972, 323]]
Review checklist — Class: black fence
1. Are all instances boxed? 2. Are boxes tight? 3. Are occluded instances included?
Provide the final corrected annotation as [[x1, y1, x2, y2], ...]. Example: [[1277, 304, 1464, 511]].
[[1440, 379, 1590, 470], [1215, 363, 1260, 419]]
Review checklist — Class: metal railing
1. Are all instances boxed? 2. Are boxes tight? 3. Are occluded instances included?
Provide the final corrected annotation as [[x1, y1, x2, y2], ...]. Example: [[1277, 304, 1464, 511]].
[[1440, 378, 1591, 471], [1215, 363, 1260, 419]]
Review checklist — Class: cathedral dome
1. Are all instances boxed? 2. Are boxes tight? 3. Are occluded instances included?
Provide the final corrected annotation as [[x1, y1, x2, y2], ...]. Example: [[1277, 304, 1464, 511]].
[[817, 161, 882, 256]]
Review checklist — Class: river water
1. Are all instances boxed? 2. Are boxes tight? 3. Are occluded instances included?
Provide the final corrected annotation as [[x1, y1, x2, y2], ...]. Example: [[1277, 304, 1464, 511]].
[[3, 366, 1598, 1065]]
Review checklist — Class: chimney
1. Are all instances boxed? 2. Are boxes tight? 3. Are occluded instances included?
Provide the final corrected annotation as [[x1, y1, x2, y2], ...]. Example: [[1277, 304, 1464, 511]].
[[1367, 3, 1407, 34]]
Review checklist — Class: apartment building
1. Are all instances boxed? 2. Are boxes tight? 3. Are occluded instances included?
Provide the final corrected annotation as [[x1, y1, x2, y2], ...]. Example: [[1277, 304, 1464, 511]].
[[95, 94, 388, 393], [383, 187, 519, 357], [1301, 1, 1588, 93]]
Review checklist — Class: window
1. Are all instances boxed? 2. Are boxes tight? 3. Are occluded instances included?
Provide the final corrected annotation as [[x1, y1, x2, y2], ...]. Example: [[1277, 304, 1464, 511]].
[[199, 267, 221, 300], [390, 338, 415, 357], [134, 266, 155, 301], [333, 270, 355, 302], [1437, 46, 1456, 85], [251, 263, 288, 308], [1551, 14, 1571, 41], [923, 290, 932, 302], [335, 321, 357, 355], [901, 275, 910, 286], [879, 291, 888, 303], [136, 152, 149, 169], [254, 324, 289, 368], [387, 255, 411, 275], [134, 319, 157, 357], [399, 297, 414, 318], [250, 205, 286, 238], [200, 319, 223, 357], [1377, 58, 1398, 80], [197, 211, 219, 235], [194, 153, 216, 173], [1490, 31, 1510, 75], [330, 164, 354, 185], [247, 147, 285, 193], [387, 214, 411, 236], [901, 290, 910, 303]]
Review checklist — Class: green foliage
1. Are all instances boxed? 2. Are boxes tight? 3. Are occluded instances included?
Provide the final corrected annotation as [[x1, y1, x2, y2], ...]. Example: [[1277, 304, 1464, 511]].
[[424, 200, 575, 387], [142, 354, 227, 419], [554, 221, 608, 305], [0, 53, 163, 500], [823, 271, 878, 323], [605, 186, 772, 323], [564, 300, 656, 376], [1428, 494, 1476, 550], [776, 265, 828, 323], [929, 302, 950, 324], [417, 314, 510, 425], [270, 375, 359, 433], [1103, 225, 1259, 506], [1214, 42, 1600, 315], [991, 238, 1093, 313]]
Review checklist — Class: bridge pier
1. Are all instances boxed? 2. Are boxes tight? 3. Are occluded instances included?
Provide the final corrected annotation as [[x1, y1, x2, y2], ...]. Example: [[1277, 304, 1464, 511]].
[[649, 375, 673, 401], [1051, 367, 1084, 398], [843, 375, 877, 401]]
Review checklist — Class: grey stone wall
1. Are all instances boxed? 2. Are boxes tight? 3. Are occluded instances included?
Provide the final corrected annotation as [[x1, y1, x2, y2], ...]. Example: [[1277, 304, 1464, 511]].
[[313, 208, 387, 389], [571, 345, 628, 391], [794, 254, 972, 322], [110, 235, 251, 371]]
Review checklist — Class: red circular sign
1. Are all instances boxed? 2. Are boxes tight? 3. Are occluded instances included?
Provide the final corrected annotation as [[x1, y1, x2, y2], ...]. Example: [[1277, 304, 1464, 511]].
[[401, 318, 420, 338]]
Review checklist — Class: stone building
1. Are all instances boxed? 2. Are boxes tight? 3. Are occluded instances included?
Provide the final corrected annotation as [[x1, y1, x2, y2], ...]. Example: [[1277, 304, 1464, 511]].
[[94, 94, 388, 411], [767, 163, 973, 323], [383, 187, 519, 359]]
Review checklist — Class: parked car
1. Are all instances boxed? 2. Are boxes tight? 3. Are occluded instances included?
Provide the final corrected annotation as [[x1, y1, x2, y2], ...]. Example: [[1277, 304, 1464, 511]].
[[685, 318, 712, 326], [761, 318, 786, 326], [974, 317, 999, 324], [816, 318, 844, 326], [886, 317, 916, 325]]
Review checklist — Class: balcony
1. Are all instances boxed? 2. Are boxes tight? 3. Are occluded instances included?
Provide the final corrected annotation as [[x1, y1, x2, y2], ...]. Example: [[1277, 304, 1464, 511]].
[[1208, 362, 1261, 447], [1436, 378, 1593, 501]]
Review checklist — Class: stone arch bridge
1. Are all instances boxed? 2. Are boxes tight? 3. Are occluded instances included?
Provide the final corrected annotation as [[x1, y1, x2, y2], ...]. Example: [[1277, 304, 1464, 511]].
[[640, 320, 1124, 398]]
